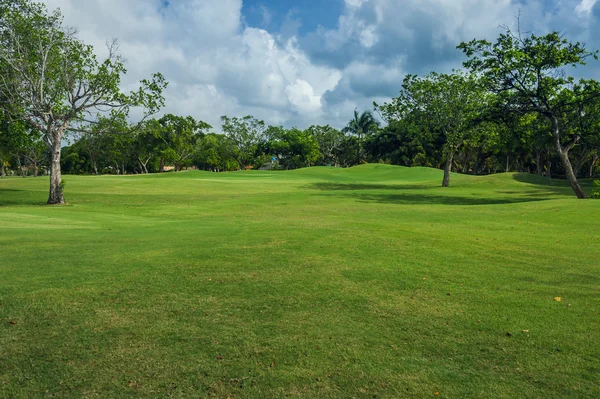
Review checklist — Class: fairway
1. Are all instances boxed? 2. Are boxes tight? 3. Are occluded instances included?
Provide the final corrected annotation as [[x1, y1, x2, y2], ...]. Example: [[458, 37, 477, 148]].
[[1, 165, 599, 398]]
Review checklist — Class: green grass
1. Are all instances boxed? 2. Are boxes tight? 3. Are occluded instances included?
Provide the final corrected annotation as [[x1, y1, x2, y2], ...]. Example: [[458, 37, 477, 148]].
[[1, 164, 599, 398]]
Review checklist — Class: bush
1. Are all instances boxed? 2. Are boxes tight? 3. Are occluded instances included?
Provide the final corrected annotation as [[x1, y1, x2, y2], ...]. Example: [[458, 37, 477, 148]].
[[591, 180, 600, 199]]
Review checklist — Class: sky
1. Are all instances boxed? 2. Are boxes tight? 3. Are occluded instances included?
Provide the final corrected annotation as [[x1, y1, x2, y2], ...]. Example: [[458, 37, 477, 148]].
[[42, 0, 600, 131]]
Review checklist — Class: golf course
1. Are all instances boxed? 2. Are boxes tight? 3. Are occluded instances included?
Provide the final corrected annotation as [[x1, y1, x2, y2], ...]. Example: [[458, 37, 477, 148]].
[[1, 165, 599, 398]]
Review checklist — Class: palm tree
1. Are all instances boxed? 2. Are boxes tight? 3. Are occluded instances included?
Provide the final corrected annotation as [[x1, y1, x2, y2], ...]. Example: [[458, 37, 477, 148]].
[[342, 109, 380, 163]]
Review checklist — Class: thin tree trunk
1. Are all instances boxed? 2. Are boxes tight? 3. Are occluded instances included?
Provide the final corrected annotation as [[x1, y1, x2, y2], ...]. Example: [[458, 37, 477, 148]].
[[551, 117, 586, 198], [590, 155, 599, 178], [48, 133, 65, 204], [573, 147, 588, 178], [546, 147, 552, 181], [1, 163, 5, 178], [33, 161, 38, 177], [442, 152, 453, 187], [160, 158, 164, 173], [536, 152, 543, 176], [138, 157, 150, 174]]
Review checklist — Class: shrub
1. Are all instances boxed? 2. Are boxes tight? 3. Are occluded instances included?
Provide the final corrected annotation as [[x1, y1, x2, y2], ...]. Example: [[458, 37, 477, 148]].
[[591, 180, 600, 199]]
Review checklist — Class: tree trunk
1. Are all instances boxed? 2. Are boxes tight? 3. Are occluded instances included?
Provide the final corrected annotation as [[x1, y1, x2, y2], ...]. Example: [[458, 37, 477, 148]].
[[550, 117, 587, 198], [160, 158, 165, 173], [1, 163, 5, 178], [590, 155, 599, 178], [138, 157, 149, 174], [33, 161, 38, 177], [48, 134, 65, 205], [442, 152, 453, 187], [536, 152, 543, 176], [546, 147, 552, 181]]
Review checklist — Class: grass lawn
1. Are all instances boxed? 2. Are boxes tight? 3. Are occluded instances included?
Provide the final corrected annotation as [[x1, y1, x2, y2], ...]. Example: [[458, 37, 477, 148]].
[[1, 164, 599, 398]]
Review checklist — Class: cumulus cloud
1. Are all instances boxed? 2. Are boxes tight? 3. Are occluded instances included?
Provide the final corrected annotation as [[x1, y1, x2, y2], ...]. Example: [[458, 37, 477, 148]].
[[43, 0, 341, 129], [309, 0, 600, 120], [42, 0, 600, 130]]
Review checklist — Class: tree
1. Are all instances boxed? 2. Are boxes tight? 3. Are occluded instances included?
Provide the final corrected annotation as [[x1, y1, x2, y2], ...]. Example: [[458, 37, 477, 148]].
[[459, 29, 600, 198], [131, 120, 161, 174], [342, 109, 379, 163], [379, 71, 485, 186], [156, 114, 210, 171], [0, 0, 166, 203], [266, 126, 319, 169], [0, 109, 27, 177], [20, 128, 47, 177], [221, 115, 265, 169], [306, 125, 344, 166], [194, 133, 239, 172]]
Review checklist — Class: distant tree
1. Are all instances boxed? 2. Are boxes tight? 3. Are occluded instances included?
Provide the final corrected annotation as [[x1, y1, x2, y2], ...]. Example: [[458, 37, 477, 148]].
[[0, 0, 166, 203], [459, 29, 600, 198], [266, 126, 319, 169], [306, 125, 344, 166], [156, 115, 210, 171], [0, 110, 28, 177], [221, 115, 265, 169], [194, 133, 239, 172], [342, 109, 380, 163], [20, 129, 47, 177], [131, 120, 161, 174]]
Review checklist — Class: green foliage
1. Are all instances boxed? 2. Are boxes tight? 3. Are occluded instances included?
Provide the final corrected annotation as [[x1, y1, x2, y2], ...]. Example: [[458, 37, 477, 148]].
[[0, 0, 167, 201], [221, 115, 265, 169], [591, 180, 600, 199], [58, 178, 66, 194]]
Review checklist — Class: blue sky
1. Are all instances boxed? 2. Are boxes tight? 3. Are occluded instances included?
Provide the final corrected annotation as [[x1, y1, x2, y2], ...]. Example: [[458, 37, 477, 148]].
[[242, 0, 343, 34], [45, 0, 600, 130]]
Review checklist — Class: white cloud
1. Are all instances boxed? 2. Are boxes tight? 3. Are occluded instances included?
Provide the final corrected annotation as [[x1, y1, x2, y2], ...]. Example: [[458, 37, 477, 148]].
[[42, 0, 600, 130], [42, 0, 341, 129], [576, 0, 597, 13]]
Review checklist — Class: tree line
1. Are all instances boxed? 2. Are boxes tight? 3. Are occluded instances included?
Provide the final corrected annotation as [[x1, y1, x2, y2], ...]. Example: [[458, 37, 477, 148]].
[[1, 0, 600, 202]]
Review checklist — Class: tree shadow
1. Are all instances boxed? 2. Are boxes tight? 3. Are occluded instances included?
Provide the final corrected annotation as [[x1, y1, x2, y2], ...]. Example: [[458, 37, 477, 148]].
[[308, 181, 563, 205], [315, 192, 552, 205], [511, 173, 593, 196], [0, 188, 47, 206], [307, 182, 435, 191]]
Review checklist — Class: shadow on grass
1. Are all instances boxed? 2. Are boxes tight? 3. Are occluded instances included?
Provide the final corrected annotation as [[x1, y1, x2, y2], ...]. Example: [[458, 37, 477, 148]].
[[308, 181, 564, 205], [512, 173, 594, 196], [307, 183, 434, 191], [315, 192, 552, 205], [0, 188, 47, 207]]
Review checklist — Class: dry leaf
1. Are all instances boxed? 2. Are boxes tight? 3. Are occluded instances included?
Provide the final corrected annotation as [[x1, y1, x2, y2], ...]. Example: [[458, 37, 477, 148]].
[[554, 297, 562, 302]]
